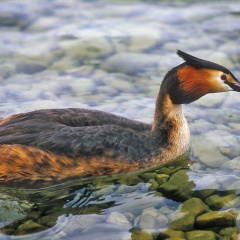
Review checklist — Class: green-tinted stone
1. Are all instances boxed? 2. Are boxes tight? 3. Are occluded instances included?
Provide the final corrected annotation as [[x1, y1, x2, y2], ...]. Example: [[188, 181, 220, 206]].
[[155, 167, 174, 175], [155, 166, 186, 175], [148, 179, 159, 191], [117, 176, 143, 186], [219, 226, 240, 237], [154, 192, 163, 197], [80, 205, 103, 215], [158, 229, 185, 239], [159, 170, 195, 201], [44, 205, 63, 215], [61, 38, 112, 61], [37, 214, 58, 227], [169, 213, 195, 231], [27, 211, 42, 220], [196, 211, 237, 228], [167, 238, 185, 240], [94, 184, 115, 195], [194, 189, 216, 200], [15, 220, 48, 235], [181, 198, 209, 217], [0, 227, 15, 235], [205, 194, 238, 210], [139, 173, 156, 182], [186, 230, 216, 240], [154, 155, 190, 175], [131, 229, 154, 240], [155, 174, 169, 185]]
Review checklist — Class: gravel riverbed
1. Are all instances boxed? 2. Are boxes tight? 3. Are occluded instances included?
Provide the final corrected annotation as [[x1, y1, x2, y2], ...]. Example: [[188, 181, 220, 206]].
[[0, 0, 240, 239]]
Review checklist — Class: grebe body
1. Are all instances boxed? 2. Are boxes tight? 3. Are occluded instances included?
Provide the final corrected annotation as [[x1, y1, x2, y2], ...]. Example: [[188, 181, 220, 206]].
[[0, 50, 239, 187]]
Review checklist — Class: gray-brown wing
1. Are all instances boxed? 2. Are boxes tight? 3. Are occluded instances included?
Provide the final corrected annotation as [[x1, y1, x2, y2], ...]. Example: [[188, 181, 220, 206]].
[[0, 121, 159, 162], [0, 108, 150, 131]]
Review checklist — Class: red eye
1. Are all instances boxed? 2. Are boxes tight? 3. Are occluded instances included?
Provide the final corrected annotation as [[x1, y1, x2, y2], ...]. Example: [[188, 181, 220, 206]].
[[221, 75, 227, 81]]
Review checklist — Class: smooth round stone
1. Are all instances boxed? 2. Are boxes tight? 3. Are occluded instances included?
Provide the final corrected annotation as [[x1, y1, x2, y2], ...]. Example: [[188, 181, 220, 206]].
[[109, 191, 165, 217], [139, 173, 157, 182], [186, 230, 216, 240], [123, 212, 135, 222], [218, 147, 240, 159], [131, 229, 154, 240], [223, 92, 240, 110], [221, 157, 240, 173], [221, 180, 240, 192], [137, 207, 168, 230], [167, 211, 185, 223], [106, 212, 132, 228], [155, 174, 169, 186], [63, 222, 132, 240], [208, 51, 233, 68], [28, 16, 60, 32], [189, 162, 204, 171], [158, 229, 185, 239], [66, 77, 96, 96], [37, 214, 58, 228], [162, 42, 182, 52], [196, 211, 237, 228], [0, 3, 33, 28], [181, 36, 216, 52], [205, 194, 238, 210], [194, 189, 216, 200], [191, 131, 230, 168], [94, 185, 115, 196], [0, 63, 15, 79], [228, 123, 240, 131], [15, 60, 47, 74], [192, 93, 226, 108], [168, 212, 195, 231], [192, 173, 219, 190], [104, 75, 133, 92], [57, 214, 106, 232], [216, 124, 232, 132], [15, 220, 48, 235], [127, 26, 160, 52], [183, 5, 217, 21], [50, 56, 79, 71], [159, 170, 195, 201], [60, 37, 112, 61], [215, 173, 240, 191], [219, 226, 240, 239], [190, 119, 216, 135], [101, 52, 160, 74], [117, 176, 143, 186], [180, 198, 209, 217], [159, 206, 174, 215], [219, 43, 240, 63]]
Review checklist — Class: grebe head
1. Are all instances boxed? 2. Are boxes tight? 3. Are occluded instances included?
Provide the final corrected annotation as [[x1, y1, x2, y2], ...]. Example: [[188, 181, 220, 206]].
[[163, 50, 240, 104]]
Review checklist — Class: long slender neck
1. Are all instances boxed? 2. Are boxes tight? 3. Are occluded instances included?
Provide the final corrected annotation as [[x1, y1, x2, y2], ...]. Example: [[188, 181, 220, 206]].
[[152, 90, 190, 162]]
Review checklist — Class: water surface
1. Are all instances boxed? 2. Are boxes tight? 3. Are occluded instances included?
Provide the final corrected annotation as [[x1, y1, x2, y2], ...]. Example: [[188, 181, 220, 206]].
[[1, 0, 240, 239]]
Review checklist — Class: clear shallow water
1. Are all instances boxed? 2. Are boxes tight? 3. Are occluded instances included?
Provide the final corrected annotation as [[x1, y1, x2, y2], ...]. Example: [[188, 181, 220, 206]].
[[1, 0, 240, 239]]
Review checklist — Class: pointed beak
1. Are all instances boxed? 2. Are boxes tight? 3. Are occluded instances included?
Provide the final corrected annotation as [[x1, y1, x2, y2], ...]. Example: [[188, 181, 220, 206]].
[[227, 81, 240, 92]]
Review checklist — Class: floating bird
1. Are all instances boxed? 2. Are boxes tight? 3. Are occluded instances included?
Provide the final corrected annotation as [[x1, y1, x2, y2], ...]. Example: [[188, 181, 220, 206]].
[[0, 50, 239, 187]]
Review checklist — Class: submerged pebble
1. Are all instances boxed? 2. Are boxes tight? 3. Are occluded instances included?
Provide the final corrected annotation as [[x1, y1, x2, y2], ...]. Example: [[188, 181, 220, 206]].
[[0, 0, 240, 239], [106, 212, 132, 228], [135, 207, 168, 230]]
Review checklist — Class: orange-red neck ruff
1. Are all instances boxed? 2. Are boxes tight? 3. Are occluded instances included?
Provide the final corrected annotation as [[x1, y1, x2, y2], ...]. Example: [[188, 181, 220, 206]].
[[177, 65, 215, 99]]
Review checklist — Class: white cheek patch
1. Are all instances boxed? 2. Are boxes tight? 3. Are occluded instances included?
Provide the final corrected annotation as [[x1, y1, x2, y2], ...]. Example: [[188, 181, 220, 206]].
[[215, 75, 233, 92], [222, 84, 233, 91]]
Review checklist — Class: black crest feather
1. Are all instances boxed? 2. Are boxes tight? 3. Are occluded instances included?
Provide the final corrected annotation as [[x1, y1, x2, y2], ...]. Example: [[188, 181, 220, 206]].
[[176, 49, 230, 74]]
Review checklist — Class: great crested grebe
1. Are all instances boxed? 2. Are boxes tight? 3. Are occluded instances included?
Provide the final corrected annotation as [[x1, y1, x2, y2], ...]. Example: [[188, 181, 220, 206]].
[[0, 50, 239, 187]]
